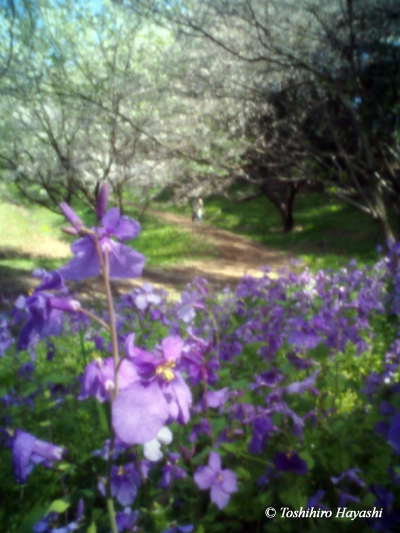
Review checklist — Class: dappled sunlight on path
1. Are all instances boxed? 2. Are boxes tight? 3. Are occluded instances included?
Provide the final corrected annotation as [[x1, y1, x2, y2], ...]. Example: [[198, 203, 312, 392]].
[[140, 209, 289, 286], [0, 205, 289, 303]]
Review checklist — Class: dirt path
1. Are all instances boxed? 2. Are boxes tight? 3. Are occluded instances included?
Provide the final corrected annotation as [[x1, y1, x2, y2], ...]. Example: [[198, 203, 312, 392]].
[[0, 208, 290, 302], [138, 210, 289, 289]]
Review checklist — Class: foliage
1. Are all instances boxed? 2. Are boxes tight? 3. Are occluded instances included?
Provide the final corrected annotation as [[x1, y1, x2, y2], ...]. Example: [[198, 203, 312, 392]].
[[128, 0, 400, 237], [0, 0, 182, 211]]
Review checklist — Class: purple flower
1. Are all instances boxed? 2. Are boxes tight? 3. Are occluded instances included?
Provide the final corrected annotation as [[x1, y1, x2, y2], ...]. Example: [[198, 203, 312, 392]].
[[370, 485, 400, 531], [194, 451, 238, 509], [176, 289, 205, 323], [249, 416, 275, 454], [307, 490, 329, 510], [133, 283, 162, 311], [274, 452, 308, 475], [160, 453, 187, 489], [287, 318, 321, 350], [58, 205, 145, 281], [387, 413, 400, 453], [96, 182, 110, 219], [331, 468, 365, 488], [93, 438, 128, 460], [109, 463, 141, 506], [115, 508, 139, 532], [338, 491, 360, 507], [162, 526, 193, 533], [120, 335, 192, 432], [16, 292, 62, 351], [0, 315, 13, 356], [257, 466, 273, 488], [284, 370, 319, 396], [33, 513, 58, 533], [112, 380, 170, 445], [15, 271, 79, 351], [11, 429, 64, 484], [206, 388, 230, 409], [78, 357, 139, 403], [189, 418, 211, 443]]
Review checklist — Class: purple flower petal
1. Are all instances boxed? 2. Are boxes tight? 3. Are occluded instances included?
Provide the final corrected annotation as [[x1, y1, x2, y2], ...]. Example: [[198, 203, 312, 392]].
[[112, 381, 169, 444], [388, 413, 400, 454], [220, 469, 238, 493], [194, 466, 216, 489], [12, 429, 64, 484], [208, 451, 221, 472], [102, 208, 141, 241], [210, 484, 230, 510], [59, 238, 145, 281], [58, 237, 100, 281], [106, 242, 145, 279], [274, 451, 308, 475], [162, 336, 184, 362], [101, 207, 121, 233]]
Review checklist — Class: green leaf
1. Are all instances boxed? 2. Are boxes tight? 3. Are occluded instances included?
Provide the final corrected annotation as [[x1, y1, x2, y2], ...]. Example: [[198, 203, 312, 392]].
[[230, 379, 250, 389], [21, 383, 39, 397], [220, 442, 240, 455], [96, 399, 109, 434], [44, 373, 74, 385], [236, 466, 251, 480], [16, 503, 48, 533], [299, 450, 314, 470], [87, 521, 97, 533], [47, 499, 70, 514]]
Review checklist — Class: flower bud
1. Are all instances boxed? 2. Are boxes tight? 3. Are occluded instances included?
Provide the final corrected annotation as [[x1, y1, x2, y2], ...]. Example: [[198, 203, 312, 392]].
[[60, 202, 84, 231], [96, 182, 110, 219], [50, 298, 81, 312], [61, 226, 79, 235]]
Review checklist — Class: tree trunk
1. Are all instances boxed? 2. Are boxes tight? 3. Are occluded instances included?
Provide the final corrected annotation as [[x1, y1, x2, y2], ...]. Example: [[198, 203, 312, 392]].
[[260, 181, 303, 233], [375, 192, 395, 243]]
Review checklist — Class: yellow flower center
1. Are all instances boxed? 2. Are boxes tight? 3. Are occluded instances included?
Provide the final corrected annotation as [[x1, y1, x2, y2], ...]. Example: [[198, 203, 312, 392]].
[[117, 466, 126, 476], [156, 359, 176, 382]]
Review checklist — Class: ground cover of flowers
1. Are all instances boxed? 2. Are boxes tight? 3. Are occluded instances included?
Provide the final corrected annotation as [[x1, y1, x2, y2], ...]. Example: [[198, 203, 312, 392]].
[[1, 189, 400, 533]]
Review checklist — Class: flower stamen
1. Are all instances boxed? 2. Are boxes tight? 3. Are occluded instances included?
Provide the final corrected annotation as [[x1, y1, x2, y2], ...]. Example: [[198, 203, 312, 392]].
[[156, 359, 176, 382]]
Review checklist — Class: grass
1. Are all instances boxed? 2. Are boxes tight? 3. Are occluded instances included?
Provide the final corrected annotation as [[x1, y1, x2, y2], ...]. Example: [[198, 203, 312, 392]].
[[125, 209, 218, 267], [164, 190, 382, 270], [0, 200, 70, 272], [0, 192, 217, 280]]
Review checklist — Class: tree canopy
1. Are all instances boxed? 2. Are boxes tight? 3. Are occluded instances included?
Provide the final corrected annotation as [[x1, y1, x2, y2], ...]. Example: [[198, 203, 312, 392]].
[[1, 0, 400, 238]]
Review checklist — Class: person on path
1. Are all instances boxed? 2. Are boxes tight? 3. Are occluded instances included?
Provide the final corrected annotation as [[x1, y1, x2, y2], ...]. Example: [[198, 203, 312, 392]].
[[192, 198, 204, 226]]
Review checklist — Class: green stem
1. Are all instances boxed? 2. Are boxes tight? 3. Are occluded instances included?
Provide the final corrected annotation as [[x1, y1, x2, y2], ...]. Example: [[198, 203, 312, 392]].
[[92, 233, 119, 532], [106, 498, 118, 533], [102, 249, 120, 397], [238, 452, 271, 466], [93, 234, 120, 397]]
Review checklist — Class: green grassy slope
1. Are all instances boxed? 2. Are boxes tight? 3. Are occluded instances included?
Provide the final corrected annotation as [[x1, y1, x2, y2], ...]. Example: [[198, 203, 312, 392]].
[[166, 192, 381, 269]]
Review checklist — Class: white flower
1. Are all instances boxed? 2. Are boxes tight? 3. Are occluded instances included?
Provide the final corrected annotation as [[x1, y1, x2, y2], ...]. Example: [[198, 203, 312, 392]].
[[143, 427, 173, 462]]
